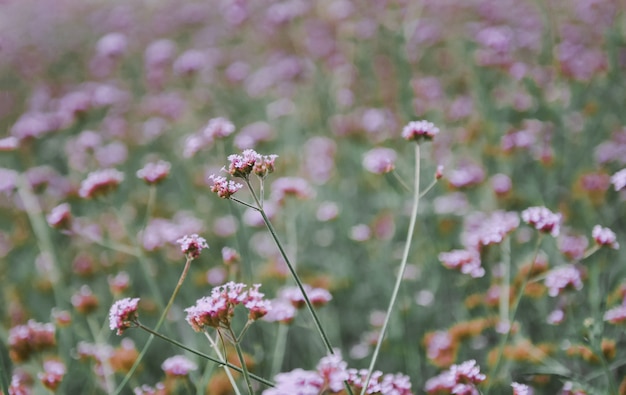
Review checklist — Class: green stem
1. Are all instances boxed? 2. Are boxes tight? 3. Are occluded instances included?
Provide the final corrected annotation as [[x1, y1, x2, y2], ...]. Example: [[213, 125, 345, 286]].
[[499, 237, 511, 330], [360, 143, 422, 395], [228, 327, 254, 395], [113, 256, 194, 394], [136, 323, 274, 387], [205, 332, 243, 395], [87, 316, 116, 393], [484, 235, 544, 394], [270, 324, 289, 376]]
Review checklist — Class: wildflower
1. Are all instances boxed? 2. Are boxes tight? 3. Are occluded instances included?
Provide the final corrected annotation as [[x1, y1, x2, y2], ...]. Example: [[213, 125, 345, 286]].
[[362, 147, 397, 174], [9, 370, 32, 395], [8, 320, 56, 362], [0, 168, 19, 194], [350, 224, 372, 242], [108, 271, 131, 295], [491, 173, 512, 196], [610, 168, 626, 191], [263, 369, 324, 395], [38, 360, 65, 391], [134, 383, 166, 395], [46, 203, 72, 230], [176, 234, 209, 259], [317, 351, 349, 392], [96, 32, 128, 58], [78, 169, 124, 199], [144, 39, 176, 69], [521, 206, 561, 236], [439, 249, 485, 278], [208, 174, 243, 199], [271, 177, 315, 203], [402, 120, 439, 142], [435, 164, 444, 180], [221, 247, 240, 265], [592, 225, 619, 249], [448, 163, 485, 188], [461, 210, 519, 249], [71, 285, 100, 314], [185, 282, 271, 331], [109, 297, 140, 335], [227, 149, 259, 178], [0, 136, 19, 150], [558, 234, 588, 260], [512, 382, 532, 395], [604, 304, 626, 324], [424, 359, 485, 395], [136, 160, 171, 184], [547, 309, 565, 325], [253, 154, 278, 177], [173, 49, 207, 75], [202, 117, 235, 139], [262, 299, 297, 324], [545, 266, 583, 297], [316, 201, 340, 221], [279, 284, 333, 308], [161, 355, 198, 377]]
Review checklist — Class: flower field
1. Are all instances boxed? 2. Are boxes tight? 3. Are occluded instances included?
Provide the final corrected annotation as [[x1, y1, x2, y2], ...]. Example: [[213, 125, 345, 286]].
[[0, 0, 625, 394]]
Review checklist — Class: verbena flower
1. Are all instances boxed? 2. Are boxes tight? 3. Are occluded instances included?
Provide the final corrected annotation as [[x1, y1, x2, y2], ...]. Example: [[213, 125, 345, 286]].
[[402, 120, 439, 142], [545, 266, 583, 297], [461, 210, 519, 249], [591, 225, 619, 249], [208, 174, 243, 199], [604, 304, 626, 324], [221, 246, 240, 265], [521, 206, 561, 236], [227, 149, 259, 178], [38, 360, 66, 391], [558, 234, 588, 260], [279, 284, 333, 308], [512, 382, 532, 395], [109, 297, 140, 335], [185, 282, 271, 331], [161, 355, 198, 377], [362, 147, 397, 174], [134, 383, 165, 395], [438, 249, 485, 278], [46, 203, 72, 230], [271, 177, 315, 203], [610, 168, 626, 191], [71, 285, 100, 314], [8, 320, 56, 362], [424, 359, 485, 395], [78, 169, 124, 199], [136, 160, 171, 184], [262, 299, 297, 324], [176, 234, 209, 259], [202, 117, 235, 140]]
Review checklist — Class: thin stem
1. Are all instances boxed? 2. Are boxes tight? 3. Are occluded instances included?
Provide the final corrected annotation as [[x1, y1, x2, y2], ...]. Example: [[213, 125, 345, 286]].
[[360, 143, 422, 395], [244, 179, 334, 354], [499, 237, 511, 329], [113, 257, 194, 394], [391, 169, 412, 192], [484, 234, 544, 395], [231, 197, 261, 211], [205, 332, 243, 395], [418, 177, 438, 199], [228, 327, 254, 395], [136, 323, 274, 387], [87, 317, 116, 393], [270, 324, 289, 376]]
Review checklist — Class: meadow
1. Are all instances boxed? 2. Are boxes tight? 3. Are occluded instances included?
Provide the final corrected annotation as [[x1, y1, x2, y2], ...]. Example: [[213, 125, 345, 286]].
[[0, 0, 625, 394]]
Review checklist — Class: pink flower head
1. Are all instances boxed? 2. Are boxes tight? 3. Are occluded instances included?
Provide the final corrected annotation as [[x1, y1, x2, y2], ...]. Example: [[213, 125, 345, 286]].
[[109, 297, 140, 335], [558, 234, 589, 260], [521, 206, 561, 236], [491, 173, 512, 196], [362, 147, 397, 174], [402, 120, 439, 142], [0, 136, 19, 151], [161, 355, 198, 377], [8, 320, 56, 362], [46, 203, 72, 230], [263, 369, 324, 395], [227, 149, 259, 178], [208, 174, 243, 199], [438, 249, 485, 278], [512, 382, 532, 395], [279, 285, 332, 309], [604, 304, 626, 324], [221, 247, 240, 265], [316, 352, 349, 392], [176, 234, 209, 259], [425, 360, 485, 395], [448, 163, 485, 188], [96, 32, 128, 58], [136, 160, 171, 184], [611, 168, 626, 191], [134, 383, 166, 395], [592, 225, 619, 249], [461, 211, 520, 249], [38, 360, 66, 391], [253, 154, 279, 178], [78, 169, 124, 199], [262, 299, 297, 324], [271, 177, 315, 204], [202, 117, 235, 139], [545, 266, 583, 297]]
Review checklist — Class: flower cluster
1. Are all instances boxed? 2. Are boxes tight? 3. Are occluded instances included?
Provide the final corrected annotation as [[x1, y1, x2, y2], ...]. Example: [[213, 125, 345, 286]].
[[610, 168, 626, 191], [362, 147, 397, 174], [38, 359, 66, 391], [263, 351, 413, 395], [109, 297, 140, 335], [136, 160, 171, 184], [208, 174, 243, 199], [185, 282, 271, 331], [225, 148, 277, 178], [545, 266, 583, 297], [438, 249, 484, 278], [270, 177, 315, 204], [279, 284, 333, 308], [161, 355, 198, 377], [461, 210, 519, 249], [521, 206, 561, 236], [46, 203, 72, 229], [176, 233, 209, 259], [78, 168, 124, 199], [424, 359, 486, 395], [8, 320, 56, 362], [592, 225, 619, 249], [402, 120, 439, 142]]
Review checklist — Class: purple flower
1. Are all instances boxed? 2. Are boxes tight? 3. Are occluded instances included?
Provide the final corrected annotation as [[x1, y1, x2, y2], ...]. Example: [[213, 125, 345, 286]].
[[425, 360, 485, 395], [362, 147, 397, 174], [402, 120, 439, 142], [610, 168, 626, 191], [136, 160, 171, 185], [439, 249, 485, 278], [161, 355, 197, 377], [592, 225, 619, 249], [202, 117, 235, 140], [521, 206, 561, 236], [46, 203, 72, 229], [78, 169, 124, 199], [38, 359, 66, 391], [545, 266, 583, 297], [96, 32, 128, 58], [208, 174, 243, 199], [109, 298, 140, 335], [604, 304, 626, 324], [558, 234, 588, 260], [176, 234, 209, 259]]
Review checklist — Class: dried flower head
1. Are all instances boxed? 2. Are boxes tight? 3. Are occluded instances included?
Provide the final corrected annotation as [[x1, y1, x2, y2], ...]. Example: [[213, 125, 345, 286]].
[[176, 234, 209, 259], [109, 297, 140, 335], [402, 120, 440, 142]]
